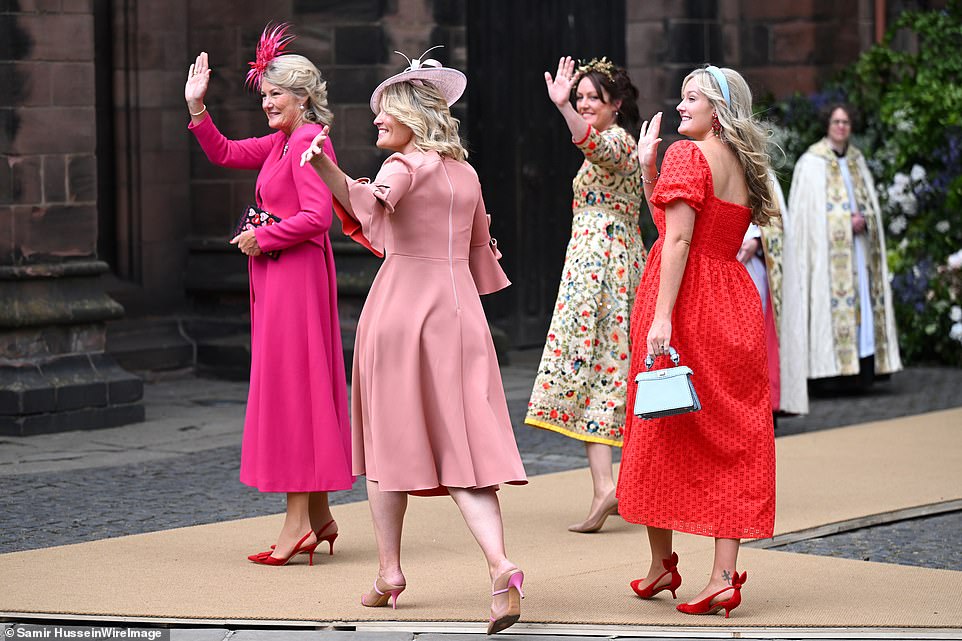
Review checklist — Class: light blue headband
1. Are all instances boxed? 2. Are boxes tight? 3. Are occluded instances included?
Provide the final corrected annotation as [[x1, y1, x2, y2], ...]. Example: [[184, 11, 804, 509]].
[[705, 65, 731, 105]]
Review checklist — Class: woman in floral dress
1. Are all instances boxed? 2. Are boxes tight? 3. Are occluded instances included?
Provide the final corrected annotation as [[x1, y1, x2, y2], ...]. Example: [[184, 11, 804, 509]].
[[525, 56, 646, 533]]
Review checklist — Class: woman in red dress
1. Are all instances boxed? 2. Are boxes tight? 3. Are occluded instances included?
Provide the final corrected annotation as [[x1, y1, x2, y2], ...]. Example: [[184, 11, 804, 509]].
[[617, 65, 777, 618]]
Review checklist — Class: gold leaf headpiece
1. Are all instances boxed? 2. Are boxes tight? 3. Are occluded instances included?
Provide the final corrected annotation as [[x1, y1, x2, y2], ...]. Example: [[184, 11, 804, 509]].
[[576, 56, 615, 82]]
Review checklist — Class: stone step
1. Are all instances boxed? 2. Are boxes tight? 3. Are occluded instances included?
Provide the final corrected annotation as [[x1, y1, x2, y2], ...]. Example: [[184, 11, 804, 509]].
[[0, 353, 144, 436], [106, 318, 195, 373]]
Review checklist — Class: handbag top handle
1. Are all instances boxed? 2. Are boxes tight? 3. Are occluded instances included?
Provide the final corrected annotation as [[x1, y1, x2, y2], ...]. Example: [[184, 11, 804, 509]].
[[644, 346, 681, 370]]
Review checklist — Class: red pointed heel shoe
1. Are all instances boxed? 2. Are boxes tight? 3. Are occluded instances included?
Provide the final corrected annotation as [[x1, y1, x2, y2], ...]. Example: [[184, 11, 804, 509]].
[[676, 571, 746, 618], [248, 530, 319, 566], [487, 568, 524, 634], [630, 552, 682, 599], [360, 577, 406, 609], [268, 519, 339, 557], [315, 518, 338, 556]]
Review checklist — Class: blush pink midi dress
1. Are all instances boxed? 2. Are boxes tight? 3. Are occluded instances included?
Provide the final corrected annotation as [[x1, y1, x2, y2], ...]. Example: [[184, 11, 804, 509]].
[[334, 151, 527, 496], [189, 115, 354, 493]]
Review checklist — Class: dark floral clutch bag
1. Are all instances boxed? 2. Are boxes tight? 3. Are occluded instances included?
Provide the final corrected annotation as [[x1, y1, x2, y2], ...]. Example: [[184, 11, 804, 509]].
[[233, 205, 281, 260]]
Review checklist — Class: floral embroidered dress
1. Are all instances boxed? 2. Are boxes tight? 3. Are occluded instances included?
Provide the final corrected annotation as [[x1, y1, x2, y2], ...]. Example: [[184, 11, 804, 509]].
[[525, 125, 646, 446]]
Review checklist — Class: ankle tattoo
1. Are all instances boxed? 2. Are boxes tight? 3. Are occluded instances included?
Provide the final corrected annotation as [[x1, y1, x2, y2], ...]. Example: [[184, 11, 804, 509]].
[[722, 569, 732, 585]]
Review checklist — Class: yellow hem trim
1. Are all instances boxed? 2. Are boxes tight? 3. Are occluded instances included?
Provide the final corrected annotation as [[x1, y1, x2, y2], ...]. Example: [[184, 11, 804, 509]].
[[524, 417, 623, 447]]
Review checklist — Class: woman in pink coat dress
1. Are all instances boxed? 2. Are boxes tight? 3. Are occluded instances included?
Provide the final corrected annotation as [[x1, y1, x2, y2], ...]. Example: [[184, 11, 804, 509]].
[[184, 27, 353, 566], [301, 51, 528, 634]]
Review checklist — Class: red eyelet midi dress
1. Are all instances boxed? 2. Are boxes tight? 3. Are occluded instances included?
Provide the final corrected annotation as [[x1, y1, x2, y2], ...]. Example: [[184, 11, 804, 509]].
[[616, 140, 776, 539]]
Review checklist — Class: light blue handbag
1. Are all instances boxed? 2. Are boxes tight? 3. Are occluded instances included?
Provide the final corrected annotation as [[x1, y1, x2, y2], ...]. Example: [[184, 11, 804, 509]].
[[633, 346, 702, 420]]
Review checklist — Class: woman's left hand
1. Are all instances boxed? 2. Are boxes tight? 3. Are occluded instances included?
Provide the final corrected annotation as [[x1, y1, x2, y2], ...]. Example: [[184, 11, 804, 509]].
[[737, 237, 761, 264], [230, 229, 262, 256], [647, 317, 672, 358], [637, 112, 662, 179]]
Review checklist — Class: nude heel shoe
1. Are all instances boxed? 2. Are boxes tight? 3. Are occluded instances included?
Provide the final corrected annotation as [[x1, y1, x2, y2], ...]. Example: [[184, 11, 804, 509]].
[[487, 568, 524, 634], [360, 577, 406, 609], [568, 490, 619, 533]]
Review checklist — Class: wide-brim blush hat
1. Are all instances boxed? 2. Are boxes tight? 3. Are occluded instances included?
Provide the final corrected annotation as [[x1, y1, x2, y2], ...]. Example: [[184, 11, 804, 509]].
[[369, 46, 467, 113]]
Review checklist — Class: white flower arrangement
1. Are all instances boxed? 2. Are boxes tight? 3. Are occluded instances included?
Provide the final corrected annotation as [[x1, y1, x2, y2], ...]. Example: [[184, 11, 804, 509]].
[[881, 164, 931, 238], [951, 305, 962, 322], [936, 220, 951, 234], [893, 107, 915, 134], [951, 322, 962, 343], [910, 164, 927, 182], [949, 249, 962, 271], [889, 215, 908, 235]]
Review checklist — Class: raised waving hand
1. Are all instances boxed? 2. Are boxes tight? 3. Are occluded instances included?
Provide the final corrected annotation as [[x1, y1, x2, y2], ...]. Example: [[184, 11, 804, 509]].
[[638, 112, 663, 182], [544, 56, 577, 110], [185, 52, 212, 117]]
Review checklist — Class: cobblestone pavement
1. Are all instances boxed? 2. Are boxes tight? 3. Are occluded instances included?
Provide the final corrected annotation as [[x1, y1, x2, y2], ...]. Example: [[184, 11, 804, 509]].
[[773, 510, 962, 571], [2, 349, 961, 573]]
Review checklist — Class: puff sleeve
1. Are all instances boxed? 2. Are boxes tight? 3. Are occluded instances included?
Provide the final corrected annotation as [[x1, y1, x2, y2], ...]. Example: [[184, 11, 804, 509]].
[[650, 140, 708, 213], [333, 154, 415, 257], [468, 193, 510, 295]]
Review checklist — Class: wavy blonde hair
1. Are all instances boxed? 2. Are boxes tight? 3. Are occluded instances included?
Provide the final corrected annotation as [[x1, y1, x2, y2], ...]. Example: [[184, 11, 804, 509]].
[[263, 54, 334, 127], [378, 81, 468, 161], [682, 67, 777, 225]]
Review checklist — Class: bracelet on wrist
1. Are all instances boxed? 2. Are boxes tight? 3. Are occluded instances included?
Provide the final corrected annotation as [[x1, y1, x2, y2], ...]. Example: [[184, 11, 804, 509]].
[[190, 104, 207, 117], [642, 171, 660, 185]]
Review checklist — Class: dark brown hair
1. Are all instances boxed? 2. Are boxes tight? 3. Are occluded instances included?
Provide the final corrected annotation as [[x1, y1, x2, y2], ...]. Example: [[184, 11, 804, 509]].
[[576, 65, 640, 138]]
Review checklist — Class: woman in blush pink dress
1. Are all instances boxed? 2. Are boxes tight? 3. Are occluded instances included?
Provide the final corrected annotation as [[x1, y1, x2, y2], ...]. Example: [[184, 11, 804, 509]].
[[185, 25, 352, 566], [301, 51, 527, 634]]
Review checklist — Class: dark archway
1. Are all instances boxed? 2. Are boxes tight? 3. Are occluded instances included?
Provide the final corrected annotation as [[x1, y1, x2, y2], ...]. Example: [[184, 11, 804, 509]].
[[467, 1, 627, 346]]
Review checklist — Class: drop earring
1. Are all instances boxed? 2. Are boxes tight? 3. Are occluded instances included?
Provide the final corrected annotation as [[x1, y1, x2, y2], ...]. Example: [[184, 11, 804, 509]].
[[711, 111, 721, 136]]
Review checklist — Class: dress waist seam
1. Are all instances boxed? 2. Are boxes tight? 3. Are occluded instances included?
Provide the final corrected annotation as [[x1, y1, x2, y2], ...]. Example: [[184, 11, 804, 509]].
[[572, 206, 640, 218], [388, 252, 469, 262]]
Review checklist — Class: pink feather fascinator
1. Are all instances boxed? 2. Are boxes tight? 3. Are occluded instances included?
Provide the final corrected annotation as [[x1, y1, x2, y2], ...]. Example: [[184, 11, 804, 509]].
[[245, 22, 295, 91]]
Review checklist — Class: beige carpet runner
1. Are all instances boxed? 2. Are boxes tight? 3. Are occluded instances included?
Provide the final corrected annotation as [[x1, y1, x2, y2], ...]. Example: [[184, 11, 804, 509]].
[[1, 408, 960, 630]]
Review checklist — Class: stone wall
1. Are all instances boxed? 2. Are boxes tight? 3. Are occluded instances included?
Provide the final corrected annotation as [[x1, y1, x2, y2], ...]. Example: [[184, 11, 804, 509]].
[[626, 0, 883, 122], [1, 0, 143, 435]]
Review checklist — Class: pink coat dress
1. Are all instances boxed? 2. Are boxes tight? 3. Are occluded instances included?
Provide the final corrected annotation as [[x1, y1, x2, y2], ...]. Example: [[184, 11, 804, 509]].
[[189, 114, 353, 493], [335, 151, 527, 496]]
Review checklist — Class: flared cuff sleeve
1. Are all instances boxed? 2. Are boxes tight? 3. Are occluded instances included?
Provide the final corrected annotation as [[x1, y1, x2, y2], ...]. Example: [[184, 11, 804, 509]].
[[333, 154, 414, 257], [650, 140, 708, 212], [333, 179, 388, 257], [469, 198, 510, 295]]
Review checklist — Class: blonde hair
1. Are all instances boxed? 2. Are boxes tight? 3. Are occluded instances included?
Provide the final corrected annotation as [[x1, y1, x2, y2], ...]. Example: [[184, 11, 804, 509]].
[[263, 54, 334, 127], [682, 67, 778, 225], [379, 81, 468, 161]]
